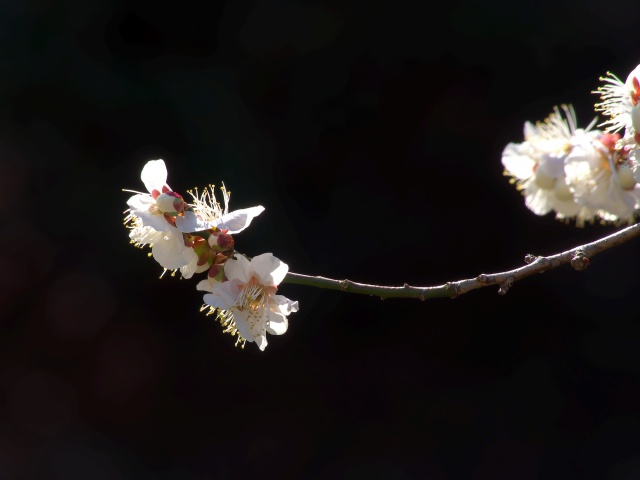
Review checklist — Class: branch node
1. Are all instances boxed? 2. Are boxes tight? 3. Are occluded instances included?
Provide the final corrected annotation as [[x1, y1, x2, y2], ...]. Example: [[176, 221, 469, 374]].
[[445, 282, 460, 298], [419, 290, 426, 301], [498, 276, 515, 295], [340, 280, 349, 290], [524, 254, 538, 264], [476, 274, 490, 284], [570, 249, 590, 271], [403, 283, 410, 288]]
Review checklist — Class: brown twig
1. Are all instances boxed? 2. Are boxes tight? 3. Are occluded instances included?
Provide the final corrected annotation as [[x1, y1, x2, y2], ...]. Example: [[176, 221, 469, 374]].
[[282, 222, 640, 299]]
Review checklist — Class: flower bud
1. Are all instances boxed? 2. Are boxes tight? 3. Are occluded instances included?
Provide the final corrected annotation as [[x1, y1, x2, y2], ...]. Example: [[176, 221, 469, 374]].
[[192, 236, 214, 267], [156, 192, 185, 214], [207, 229, 234, 253]]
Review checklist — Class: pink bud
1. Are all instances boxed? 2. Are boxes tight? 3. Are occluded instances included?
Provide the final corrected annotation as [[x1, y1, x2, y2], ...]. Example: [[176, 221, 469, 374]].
[[207, 230, 234, 253], [156, 192, 185, 214]]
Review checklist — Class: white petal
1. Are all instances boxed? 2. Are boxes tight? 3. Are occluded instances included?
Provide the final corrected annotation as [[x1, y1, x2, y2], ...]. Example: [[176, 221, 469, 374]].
[[127, 193, 155, 211], [223, 255, 252, 283], [179, 250, 199, 279], [135, 209, 172, 233], [271, 295, 299, 315], [632, 105, 640, 133], [266, 309, 288, 335], [524, 185, 553, 215], [254, 334, 268, 351], [232, 310, 253, 341], [151, 228, 193, 269], [197, 279, 213, 292], [552, 198, 582, 217], [141, 159, 169, 194], [537, 152, 566, 178], [251, 253, 288, 286], [501, 143, 535, 180], [232, 309, 265, 344], [203, 288, 235, 310], [212, 206, 265, 234], [195, 262, 210, 274], [206, 280, 242, 308], [175, 211, 210, 233], [128, 194, 171, 232]]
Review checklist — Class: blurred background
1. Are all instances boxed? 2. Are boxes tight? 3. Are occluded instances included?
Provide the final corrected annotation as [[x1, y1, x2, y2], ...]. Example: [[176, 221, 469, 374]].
[[2, 0, 640, 478]]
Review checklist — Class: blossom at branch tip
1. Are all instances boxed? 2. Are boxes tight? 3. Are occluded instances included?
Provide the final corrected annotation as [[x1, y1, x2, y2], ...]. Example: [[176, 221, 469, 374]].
[[502, 103, 640, 226], [502, 105, 599, 225], [564, 132, 640, 224], [202, 253, 298, 351]]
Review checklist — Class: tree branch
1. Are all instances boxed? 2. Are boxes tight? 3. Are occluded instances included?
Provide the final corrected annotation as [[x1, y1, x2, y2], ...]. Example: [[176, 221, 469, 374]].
[[282, 222, 640, 300]]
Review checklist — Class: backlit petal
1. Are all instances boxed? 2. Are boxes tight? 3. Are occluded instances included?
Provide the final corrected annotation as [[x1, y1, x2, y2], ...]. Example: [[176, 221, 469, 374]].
[[223, 255, 252, 283], [175, 211, 209, 233], [251, 253, 288, 286], [266, 309, 288, 335], [211, 206, 265, 234], [141, 159, 169, 194], [151, 228, 192, 269]]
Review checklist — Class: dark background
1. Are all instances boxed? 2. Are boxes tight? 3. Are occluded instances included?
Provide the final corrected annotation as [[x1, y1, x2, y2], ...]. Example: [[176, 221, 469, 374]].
[[2, 0, 640, 479]]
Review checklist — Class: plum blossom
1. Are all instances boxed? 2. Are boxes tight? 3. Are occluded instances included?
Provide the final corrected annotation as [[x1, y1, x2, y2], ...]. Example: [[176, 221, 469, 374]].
[[124, 159, 196, 273], [202, 253, 298, 351], [564, 133, 640, 225], [501, 105, 598, 224], [125, 160, 265, 279], [502, 102, 640, 225], [125, 159, 186, 233], [175, 184, 265, 235]]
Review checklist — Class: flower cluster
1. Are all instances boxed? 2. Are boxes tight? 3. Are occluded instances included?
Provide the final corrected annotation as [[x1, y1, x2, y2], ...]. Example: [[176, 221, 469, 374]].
[[502, 64, 640, 226], [124, 160, 298, 350]]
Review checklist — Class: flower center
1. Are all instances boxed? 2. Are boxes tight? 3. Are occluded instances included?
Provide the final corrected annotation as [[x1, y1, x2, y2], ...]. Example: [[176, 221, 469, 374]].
[[235, 280, 269, 311]]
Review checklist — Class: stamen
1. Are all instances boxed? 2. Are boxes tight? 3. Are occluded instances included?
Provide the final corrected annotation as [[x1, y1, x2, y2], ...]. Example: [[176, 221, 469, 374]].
[[122, 188, 148, 195], [235, 283, 268, 311], [188, 184, 226, 223]]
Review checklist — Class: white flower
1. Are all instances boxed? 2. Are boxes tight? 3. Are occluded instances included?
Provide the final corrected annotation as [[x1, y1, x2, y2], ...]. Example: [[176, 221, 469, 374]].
[[501, 105, 597, 222], [124, 159, 195, 275], [125, 159, 186, 233], [202, 253, 298, 351], [564, 133, 640, 224], [126, 216, 197, 275], [175, 184, 265, 235], [594, 64, 640, 136]]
